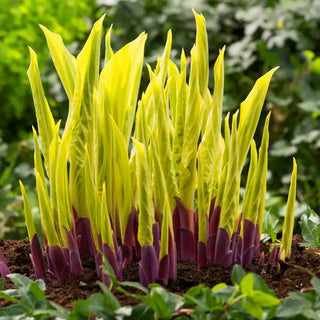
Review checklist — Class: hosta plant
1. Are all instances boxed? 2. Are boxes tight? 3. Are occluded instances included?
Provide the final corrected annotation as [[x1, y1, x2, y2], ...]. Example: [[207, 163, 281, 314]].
[[15, 11, 298, 287]]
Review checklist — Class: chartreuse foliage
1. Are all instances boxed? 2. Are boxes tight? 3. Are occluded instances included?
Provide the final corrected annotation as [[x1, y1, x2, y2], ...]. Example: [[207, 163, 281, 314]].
[[280, 158, 297, 260], [18, 10, 297, 288]]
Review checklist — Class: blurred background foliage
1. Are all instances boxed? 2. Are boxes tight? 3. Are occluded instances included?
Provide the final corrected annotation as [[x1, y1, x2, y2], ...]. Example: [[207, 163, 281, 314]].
[[1, 0, 320, 239]]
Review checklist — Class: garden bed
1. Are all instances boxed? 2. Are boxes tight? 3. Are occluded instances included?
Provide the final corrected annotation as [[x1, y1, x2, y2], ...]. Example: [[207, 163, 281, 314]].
[[0, 235, 319, 310]]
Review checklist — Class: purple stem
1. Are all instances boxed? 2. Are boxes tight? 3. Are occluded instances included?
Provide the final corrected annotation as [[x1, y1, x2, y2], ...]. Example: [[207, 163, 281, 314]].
[[158, 254, 169, 286], [175, 197, 195, 261], [75, 216, 95, 257], [0, 248, 10, 278], [29, 233, 46, 279], [259, 252, 265, 265], [46, 245, 69, 284], [65, 228, 83, 276], [242, 219, 256, 265], [168, 230, 177, 280], [254, 224, 260, 256], [139, 244, 159, 287], [197, 241, 207, 270], [214, 227, 232, 265], [267, 245, 279, 265], [172, 206, 180, 260], [152, 222, 160, 260], [122, 208, 136, 265]]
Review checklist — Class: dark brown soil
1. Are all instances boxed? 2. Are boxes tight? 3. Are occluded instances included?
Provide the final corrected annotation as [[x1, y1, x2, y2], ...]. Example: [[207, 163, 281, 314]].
[[0, 235, 319, 310]]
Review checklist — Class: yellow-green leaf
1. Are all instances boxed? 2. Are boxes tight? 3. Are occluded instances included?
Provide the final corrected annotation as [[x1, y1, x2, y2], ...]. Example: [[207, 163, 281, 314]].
[[172, 50, 187, 181], [40, 25, 77, 100], [100, 183, 114, 248], [133, 139, 154, 247], [100, 32, 147, 145], [220, 112, 240, 235], [152, 78, 178, 213], [280, 158, 297, 260], [179, 47, 204, 210], [105, 25, 114, 65], [19, 181, 36, 241], [193, 9, 208, 99], [35, 170, 60, 246], [237, 67, 278, 171], [27, 47, 55, 172], [243, 114, 270, 226], [110, 115, 133, 241]]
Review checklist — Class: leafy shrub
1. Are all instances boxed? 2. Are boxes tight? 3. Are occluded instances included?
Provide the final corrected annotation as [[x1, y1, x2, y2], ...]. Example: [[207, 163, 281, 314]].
[[0, 265, 281, 320], [0, 0, 98, 141], [3, 264, 320, 320]]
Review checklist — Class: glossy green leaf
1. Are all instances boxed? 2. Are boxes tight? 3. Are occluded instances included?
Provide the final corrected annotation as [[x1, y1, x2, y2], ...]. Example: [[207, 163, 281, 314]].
[[240, 273, 254, 296], [250, 291, 280, 307], [231, 264, 246, 285], [242, 298, 263, 319]]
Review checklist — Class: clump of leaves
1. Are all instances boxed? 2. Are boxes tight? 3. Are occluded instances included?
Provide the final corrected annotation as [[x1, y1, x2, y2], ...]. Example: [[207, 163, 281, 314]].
[[18, 11, 297, 288], [0, 273, 69, 319], [299, 207, 320, 248], [4, 264, 320, 320]]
